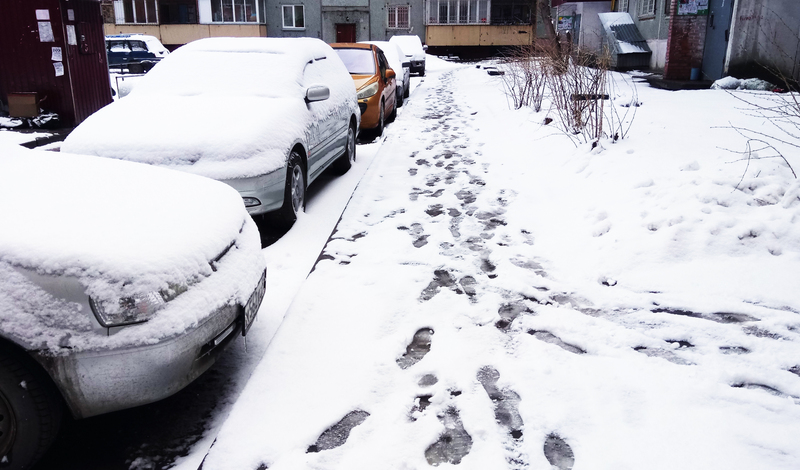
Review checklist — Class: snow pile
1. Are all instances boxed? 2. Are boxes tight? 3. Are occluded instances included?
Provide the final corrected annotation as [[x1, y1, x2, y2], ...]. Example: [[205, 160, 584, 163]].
[[0, 144, 264, 351], [199, 61, 800, 469], [63, 37, 358, 180], [712, 76, 776, 91]]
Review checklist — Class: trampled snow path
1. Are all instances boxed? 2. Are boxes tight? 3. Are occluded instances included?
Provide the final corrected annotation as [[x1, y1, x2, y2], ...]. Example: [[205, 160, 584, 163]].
[[199, 63, 800, 469]]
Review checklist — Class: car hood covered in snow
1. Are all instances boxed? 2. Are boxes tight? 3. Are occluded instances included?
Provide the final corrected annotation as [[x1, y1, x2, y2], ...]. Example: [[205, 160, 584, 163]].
[[63, 37, 357, 180], [0, 144, 248, 286]]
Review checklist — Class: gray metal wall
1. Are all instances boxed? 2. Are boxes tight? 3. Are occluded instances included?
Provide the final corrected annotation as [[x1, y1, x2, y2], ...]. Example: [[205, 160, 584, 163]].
[[728, 0, 800, 82]]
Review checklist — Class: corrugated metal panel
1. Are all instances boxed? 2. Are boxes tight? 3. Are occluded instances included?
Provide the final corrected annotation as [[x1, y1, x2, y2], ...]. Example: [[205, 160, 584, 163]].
[[0, 0, 111, 126], [608, 23, 650, 52]]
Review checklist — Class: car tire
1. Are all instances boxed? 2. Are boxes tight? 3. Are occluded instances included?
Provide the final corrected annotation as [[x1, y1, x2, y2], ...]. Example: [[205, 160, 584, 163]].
[[419, 66, 425, 77], [331, 123, 356, 175], [404, 82, 410, 98], [0, 346, 63, 470], [376, 101, 385, 136], [397, 87, 404, 107], [277, 151, 305, 227], [388, 98, 397, 123]]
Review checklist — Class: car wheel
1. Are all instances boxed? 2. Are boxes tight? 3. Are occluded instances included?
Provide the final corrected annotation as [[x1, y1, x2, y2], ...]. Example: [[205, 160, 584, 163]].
[[397, 87, 404, 107], [419, 66, 425, 77], [376, 101, 385, 136], [388, 98, 397, 123], [404, 82, 410, 98], [277, 151, 305, 227], [0, 347, 63, 470], [331, 123, 356, 175]]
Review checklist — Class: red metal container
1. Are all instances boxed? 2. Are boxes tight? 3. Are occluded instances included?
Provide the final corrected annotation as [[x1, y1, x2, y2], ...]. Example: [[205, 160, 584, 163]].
[[0, 0, 113, 126]]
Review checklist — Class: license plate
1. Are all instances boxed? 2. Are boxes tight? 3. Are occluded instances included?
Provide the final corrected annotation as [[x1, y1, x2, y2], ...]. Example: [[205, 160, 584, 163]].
[[242, 269, 266, 336]]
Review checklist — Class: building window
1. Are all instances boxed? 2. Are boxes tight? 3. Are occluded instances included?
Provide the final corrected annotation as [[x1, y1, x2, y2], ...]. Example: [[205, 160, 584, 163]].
[[388, 5, 410, 29], [638, 0, 656, 17], [159, 0, 197, 24], [427, 0, 489, 25], [282, 5, 305, 29], [211, 0, 259, 23], [616, 0, 629, 12], [115, 0, 158, 24], [490, 0, 530, 25]]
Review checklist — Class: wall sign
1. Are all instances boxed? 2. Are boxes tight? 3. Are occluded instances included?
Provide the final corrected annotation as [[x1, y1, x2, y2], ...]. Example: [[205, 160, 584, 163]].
[[38, 21, 55, 42], [557, 16, 573, 31], [678, 0, 709, 15]]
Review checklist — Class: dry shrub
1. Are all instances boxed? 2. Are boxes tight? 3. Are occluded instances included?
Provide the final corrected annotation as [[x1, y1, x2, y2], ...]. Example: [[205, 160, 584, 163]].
[[540, 39, 610, 144], [498, 44, 547, 112]]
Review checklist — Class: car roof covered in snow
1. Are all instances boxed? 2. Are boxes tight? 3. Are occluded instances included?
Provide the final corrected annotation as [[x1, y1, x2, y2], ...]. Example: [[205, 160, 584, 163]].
[[62, 37, 357, 180]]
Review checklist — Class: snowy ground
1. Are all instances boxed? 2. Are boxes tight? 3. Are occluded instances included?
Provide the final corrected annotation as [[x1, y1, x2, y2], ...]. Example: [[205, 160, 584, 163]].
[[192, 57, 800, 470]]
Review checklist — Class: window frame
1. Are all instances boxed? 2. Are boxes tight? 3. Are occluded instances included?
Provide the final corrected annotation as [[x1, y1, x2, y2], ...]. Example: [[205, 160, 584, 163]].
[[115, 0, 159, 24], [616, 0, 629, 12], [426, 0, 490, 25], [282, 4, 305, 30], [637, 0, 656, 18], [210, 0, 261, 24], [387, 5, 410, 30]]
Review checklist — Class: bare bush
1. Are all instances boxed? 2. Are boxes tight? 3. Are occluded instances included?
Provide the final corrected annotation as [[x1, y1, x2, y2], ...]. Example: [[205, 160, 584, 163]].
[[540, 41, 610, 145], [498, 45, 547, 112]]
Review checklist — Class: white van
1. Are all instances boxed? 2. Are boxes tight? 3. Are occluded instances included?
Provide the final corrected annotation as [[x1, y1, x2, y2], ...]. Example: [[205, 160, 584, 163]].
[[390, 34, 427, 76]]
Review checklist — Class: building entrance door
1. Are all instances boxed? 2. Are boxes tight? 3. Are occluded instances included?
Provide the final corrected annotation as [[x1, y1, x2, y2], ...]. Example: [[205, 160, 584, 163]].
[[336, 23, 356, 42], [701, 0, 735, 80]]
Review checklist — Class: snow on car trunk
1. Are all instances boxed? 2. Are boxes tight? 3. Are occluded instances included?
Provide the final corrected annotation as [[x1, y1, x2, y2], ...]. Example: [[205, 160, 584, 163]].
[[0, 144, 263, 351]]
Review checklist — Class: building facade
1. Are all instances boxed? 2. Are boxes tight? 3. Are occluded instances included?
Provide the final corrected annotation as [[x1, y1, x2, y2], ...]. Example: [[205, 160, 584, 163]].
[[102, 0, 426, 48]]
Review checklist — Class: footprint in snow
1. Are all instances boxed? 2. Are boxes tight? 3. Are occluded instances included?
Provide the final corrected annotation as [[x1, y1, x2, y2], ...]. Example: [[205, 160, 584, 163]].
[[528, 330, 586, 355], [424, 407, 473, 466], [397, 328, 434, 369], [306, 410, 370, 453], [543, 434, 575, 470]]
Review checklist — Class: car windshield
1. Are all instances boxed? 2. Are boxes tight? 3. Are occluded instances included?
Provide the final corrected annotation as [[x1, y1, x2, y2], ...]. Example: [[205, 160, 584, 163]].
[[334, 49, 376, 75], [133, 50, 302, 98]]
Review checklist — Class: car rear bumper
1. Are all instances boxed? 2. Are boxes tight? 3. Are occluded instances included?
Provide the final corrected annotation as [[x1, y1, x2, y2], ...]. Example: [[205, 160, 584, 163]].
[[221, 168, 285, 216]]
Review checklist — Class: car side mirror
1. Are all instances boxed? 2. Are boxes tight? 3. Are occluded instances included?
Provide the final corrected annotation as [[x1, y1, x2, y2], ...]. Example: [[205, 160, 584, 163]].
[[386, 69, 396, 79], [402, 61, 411, 68], [423, 45, 428, 52], [305, 85, 330, 103]]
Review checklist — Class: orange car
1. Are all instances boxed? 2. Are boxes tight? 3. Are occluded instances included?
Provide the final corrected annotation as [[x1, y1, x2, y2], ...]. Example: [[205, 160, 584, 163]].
[[331, 43, 397, 136]]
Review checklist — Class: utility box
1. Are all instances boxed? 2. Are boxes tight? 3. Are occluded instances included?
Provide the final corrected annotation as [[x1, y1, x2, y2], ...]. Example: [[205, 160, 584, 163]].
[[8, 93, 39, 118]]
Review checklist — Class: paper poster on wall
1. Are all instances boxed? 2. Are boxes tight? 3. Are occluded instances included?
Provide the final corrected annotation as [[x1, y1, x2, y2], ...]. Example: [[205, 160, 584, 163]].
[[53, 62, 64, 77], [68, 10, 75, 22], [38, 22, 55, 42], [36, 9, 50, 20], [678, 0, 709, 15], [51, 47, 62, 61], [67, 25, 77, 46], [557, 16, 573, 31]]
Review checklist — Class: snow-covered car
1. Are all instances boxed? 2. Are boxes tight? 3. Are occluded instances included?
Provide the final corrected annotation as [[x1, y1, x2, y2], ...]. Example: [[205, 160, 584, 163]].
[[331, 42, 397, 136], [64, 37, 360, 227], [362, 40, 411, 106], [106, 34, 169, 73], [0, 144, 266, 470], [390, 34, 427, 76]]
